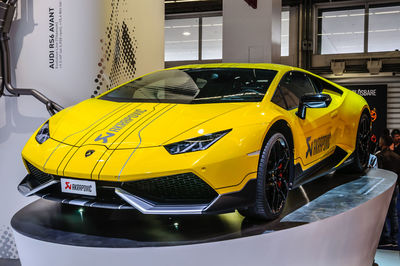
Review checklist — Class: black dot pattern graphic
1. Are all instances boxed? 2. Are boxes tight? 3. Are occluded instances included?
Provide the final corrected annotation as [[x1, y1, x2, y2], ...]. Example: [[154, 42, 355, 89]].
[[0, 226, 19, 259], [91, 0, 138, 98]]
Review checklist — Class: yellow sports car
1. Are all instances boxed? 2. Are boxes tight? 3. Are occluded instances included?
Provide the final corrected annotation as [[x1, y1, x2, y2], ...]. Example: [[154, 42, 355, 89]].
[[18, 63, 370, 220]]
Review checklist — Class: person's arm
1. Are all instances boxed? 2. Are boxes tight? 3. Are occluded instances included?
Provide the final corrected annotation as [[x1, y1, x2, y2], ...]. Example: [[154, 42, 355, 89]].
[[376, 153, 383, 169]]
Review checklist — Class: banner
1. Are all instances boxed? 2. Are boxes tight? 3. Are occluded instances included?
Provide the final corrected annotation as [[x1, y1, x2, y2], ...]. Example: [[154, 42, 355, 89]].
[[11, 0, 164, 107], [346, 84, 387, 151]]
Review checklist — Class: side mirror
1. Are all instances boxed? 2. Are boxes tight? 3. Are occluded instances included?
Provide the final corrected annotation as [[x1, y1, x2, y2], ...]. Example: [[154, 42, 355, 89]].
[[296, 94, 332, 120]]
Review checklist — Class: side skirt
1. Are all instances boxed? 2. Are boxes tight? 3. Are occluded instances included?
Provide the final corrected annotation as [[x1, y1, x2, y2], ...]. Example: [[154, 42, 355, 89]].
[[292, 147, 350, 189]]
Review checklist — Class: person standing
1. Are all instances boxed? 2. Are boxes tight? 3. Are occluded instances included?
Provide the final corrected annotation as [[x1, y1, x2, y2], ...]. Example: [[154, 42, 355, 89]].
[[391, 129, 400, 155], [376, 134, 399, 247]]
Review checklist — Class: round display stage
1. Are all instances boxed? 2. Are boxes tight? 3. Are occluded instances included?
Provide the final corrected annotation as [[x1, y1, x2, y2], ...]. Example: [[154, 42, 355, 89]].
[[11, 169, 396, 266]]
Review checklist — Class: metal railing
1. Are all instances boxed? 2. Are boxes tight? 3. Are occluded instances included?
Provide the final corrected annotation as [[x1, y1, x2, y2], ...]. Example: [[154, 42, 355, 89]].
[[0, 0, 63, 116]]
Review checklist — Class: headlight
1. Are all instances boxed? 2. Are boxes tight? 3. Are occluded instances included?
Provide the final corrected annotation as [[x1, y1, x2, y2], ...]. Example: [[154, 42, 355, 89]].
[[164, 129, 232, 155], [35, 121, 50, 144]]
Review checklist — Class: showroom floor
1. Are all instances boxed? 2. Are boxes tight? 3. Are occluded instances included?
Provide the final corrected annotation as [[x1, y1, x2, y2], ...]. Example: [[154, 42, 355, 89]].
[[375, 250, 400, 265]]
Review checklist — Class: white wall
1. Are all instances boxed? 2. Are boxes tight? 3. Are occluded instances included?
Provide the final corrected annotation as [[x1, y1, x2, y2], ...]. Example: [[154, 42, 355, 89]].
[[223, 0, 281, 63], [1, 0, 164, 259]]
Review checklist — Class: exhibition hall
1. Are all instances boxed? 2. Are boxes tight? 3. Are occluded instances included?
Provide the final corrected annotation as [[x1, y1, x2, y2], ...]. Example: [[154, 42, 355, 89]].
[[0, 0, 400, 265]]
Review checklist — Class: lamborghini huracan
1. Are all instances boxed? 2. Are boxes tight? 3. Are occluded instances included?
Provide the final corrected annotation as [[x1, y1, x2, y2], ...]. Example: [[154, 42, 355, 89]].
[[18, 63, 370, 220]]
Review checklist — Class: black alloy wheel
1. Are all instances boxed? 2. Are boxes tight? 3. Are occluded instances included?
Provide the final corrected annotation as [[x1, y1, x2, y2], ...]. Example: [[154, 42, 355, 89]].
[[240, 132, 292, 220], [264, 135, 290, 215]]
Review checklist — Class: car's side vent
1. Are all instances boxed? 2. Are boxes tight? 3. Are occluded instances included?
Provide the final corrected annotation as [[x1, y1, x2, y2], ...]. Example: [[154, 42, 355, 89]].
[[25, 161, 53, 185]]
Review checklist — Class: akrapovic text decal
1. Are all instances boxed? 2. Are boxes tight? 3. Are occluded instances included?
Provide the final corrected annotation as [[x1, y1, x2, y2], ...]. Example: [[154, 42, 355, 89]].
[[95, 109, 146, 143], [306, 134, 331, 158]]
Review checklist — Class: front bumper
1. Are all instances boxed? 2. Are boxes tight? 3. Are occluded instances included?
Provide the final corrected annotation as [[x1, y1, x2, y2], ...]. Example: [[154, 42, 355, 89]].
[[18, 162, 256, 215]]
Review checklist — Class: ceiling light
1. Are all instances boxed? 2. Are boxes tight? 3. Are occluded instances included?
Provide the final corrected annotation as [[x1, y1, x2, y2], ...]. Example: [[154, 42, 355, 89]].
[[182, 31, 191, 36]]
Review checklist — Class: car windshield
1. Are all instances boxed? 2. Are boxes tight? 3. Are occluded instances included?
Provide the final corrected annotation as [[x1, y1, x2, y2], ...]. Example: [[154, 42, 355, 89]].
[[100, 68, 278, 104]]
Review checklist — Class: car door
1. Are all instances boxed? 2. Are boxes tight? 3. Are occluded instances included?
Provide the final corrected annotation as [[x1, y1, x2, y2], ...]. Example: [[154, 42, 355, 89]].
[[271, 71, 335, 171]]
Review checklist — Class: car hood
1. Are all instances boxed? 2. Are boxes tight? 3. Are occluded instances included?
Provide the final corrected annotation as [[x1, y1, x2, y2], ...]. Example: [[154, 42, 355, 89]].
[[50, 99, 247, 149]]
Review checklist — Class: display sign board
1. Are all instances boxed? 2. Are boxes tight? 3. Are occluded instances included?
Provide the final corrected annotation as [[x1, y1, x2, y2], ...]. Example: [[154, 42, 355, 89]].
[[10, 0, 164, 107], [346, 84, 387, 151]]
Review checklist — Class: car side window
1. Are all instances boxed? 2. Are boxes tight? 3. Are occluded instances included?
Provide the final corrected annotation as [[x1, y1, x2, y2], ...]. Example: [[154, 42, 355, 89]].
[[271, 87, 288, 109], [308, 74, 342, 95], [275, 71, 317, 110]]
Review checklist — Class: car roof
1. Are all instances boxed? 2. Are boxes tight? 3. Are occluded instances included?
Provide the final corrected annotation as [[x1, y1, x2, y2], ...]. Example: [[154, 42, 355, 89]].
[[168, 63, 302, 72]]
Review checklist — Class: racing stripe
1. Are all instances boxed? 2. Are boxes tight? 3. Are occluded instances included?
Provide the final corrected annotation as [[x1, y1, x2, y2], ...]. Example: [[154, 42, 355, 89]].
[[42, 102, 130, 172], [74, 103, 146, 147], [55, 103, 144, 175], [60, 103, 160, 177], [88, 104, 163, 179], [117, 104, 177, 180], [96, 104, 176, 180]]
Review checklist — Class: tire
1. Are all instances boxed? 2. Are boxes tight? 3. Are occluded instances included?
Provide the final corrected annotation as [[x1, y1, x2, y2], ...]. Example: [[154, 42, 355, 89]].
[[342, 112, 371, 173], [241, 132, 292, 220]]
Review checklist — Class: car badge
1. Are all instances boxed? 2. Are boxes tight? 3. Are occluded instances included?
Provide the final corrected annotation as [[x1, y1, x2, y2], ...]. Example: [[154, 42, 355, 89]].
[[85, 150, 95, 157]]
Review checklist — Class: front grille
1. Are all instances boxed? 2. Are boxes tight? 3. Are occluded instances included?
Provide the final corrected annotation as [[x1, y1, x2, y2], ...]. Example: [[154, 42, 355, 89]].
[[122, 173, 218, 204], [24, 162, 217, 205], [25, 161, 53, 185]]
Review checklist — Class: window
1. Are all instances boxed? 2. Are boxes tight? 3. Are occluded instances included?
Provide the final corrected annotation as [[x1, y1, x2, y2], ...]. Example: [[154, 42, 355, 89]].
[[281, 10, 290, 56], [317, 3, 400, 55], [271, 87, 287, 109], [308, 75, 342, 95], [276, 72, 317, 109], [318, 7, 365, 54], [165, 18, 199, 61], [165, 15, 221, 62], [202, 17, 223, 60], [368, 4, 400, 52]]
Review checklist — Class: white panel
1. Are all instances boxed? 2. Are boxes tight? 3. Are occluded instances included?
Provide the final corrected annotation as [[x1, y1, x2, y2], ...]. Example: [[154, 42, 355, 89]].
[[387, 83, 400, 131], [387, 97, 400, 103], [387, 93, 400, 98], [223, 0, 281, 63], [11, 0, 164, 106]]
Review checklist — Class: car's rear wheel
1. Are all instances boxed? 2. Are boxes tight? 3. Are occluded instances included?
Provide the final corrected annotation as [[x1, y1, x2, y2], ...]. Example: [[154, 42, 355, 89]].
[[342, 112, 371, 173], [240, 132, 292, 220]]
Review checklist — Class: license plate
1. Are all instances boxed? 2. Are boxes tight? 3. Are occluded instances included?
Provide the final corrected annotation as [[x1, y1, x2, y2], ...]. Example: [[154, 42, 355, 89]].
[[61, 178, 97, 196]]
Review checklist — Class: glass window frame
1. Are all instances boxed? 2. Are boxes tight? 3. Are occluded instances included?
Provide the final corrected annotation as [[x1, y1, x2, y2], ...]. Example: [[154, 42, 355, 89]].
[[164, 17, 200, 61], [201, 16, 223, 60], [281, 7, 290, 57], [165, 12, 223, 64], [316, 5, 366, 55], [315, 0, 400, 55], [367, 2, 400, 53]]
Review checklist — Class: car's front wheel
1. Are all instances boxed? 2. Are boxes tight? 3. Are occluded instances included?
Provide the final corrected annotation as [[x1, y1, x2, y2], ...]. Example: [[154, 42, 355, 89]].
[[241, 132, 292, 220]]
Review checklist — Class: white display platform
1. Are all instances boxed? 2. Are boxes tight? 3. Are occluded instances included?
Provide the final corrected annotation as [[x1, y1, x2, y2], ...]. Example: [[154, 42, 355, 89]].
[[12, 169, 396, 266]]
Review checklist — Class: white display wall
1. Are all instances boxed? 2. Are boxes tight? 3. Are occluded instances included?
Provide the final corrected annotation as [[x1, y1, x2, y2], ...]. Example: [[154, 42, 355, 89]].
[[0, 0, 164, 259]]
